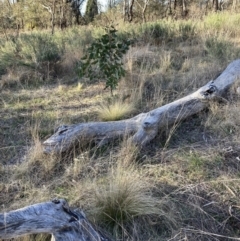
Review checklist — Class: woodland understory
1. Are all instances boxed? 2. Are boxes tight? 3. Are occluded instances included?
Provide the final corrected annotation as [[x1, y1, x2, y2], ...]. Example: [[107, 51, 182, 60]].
[[1, 1, 240, 241]]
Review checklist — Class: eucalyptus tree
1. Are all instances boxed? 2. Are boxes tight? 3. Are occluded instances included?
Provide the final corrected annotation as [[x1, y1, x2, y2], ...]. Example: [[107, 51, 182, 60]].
[[123, 0, 135, 22], [68, 0, 86, 24], [173, 0, 188, 18], [85, 0, 98, 23], [107, 0, 120, 9], [41, 0, 86, 32], [135, 0, 150, 23]]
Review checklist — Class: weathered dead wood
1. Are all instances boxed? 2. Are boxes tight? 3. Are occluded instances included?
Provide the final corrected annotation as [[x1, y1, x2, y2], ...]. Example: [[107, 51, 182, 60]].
[[43, 59, 240, 154], [0, 199, 110, 241]]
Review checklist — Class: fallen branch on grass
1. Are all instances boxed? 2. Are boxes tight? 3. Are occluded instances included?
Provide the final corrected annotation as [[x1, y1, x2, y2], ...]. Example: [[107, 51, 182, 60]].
[[0, 199, 110, 241], [43, 59, 240, 154]]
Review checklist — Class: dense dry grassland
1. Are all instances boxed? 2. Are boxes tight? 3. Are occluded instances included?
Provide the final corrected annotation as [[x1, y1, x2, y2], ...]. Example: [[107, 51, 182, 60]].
[[1, 12, 240, 240]]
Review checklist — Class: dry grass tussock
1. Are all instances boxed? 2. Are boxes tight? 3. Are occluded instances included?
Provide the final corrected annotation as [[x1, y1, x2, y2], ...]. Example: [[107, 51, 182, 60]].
[[86, 165, 160, 222], [1, 12, 240, 241], [97, 100, 135, 121]]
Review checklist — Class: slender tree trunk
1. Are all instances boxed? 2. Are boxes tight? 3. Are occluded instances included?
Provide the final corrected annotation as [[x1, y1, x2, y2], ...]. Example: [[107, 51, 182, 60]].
[[212, 0, 219, 11], [232, 0, 237, 11], [136, 0, 149, 23], [205, 0, 209, 15], [174, 0, 183, 19], [219, 0, 224, 10], [182, 0, 188, 17], [215, 0, 219, 11], [42, 1, 56, 34], [164, 0, 173, 17], [123, 0, 127, 21], [51, 0, 56, 35], [128, 0, 135, 22], [60, 0, 65, 29], [169, 0, 172, 15]]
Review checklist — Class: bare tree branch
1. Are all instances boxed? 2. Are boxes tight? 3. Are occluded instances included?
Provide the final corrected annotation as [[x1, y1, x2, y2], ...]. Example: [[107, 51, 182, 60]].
[[0, 199, 110, 241], [43, 59, 240, 155]]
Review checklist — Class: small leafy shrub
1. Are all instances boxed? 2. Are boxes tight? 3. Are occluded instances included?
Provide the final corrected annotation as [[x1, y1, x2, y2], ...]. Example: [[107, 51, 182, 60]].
[[0, 33, 62, 80], [202, 12, 240, 33], [178, 22, 196, 40], [62, 27, 94, 51], [0, 39, 20, 74], [20, 33, 61, 67], [77, 26, 132, 93], [142, 22, 174, 44], [204, 12, 227, 31], [205, 37, 233, 61], [187, 151, 205, 170]]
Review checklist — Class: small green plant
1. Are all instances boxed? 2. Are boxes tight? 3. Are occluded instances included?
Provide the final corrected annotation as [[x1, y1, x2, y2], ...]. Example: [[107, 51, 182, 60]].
[[178, 22, 196, 40], [77, 26, 132, 94], [20, 33, 61, 67], [204, 37, 233, 61], [142, 22, 174, 44], [0, 39, 20, 73]]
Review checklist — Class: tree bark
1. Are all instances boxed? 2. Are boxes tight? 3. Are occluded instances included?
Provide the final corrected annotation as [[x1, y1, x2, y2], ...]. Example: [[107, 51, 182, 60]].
[[128, 0, 135, 22], [42, 1, 56, 35], [123, 0, 127, 21], [51, 0, 56, 35], [173, 0, 183, 19], [232, 0, 237, 11], [212, 0, 219, 11], [135, 0, 149, 23], [0, 199, 110, 241], [169, 0, 172, 15], [182, 0, 188, 17], [43, 59, 240, 155]]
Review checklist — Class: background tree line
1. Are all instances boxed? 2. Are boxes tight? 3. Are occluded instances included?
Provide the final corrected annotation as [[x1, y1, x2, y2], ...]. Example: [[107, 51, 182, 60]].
[[0, 0, 86, 34], [122, 0, 239, 23], [0, 0, 239, 35]]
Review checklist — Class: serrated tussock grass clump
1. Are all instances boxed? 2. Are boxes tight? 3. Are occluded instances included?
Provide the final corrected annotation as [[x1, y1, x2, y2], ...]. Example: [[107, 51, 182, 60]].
[[88, 164, 166, 234], [97, 100, 135, 121]]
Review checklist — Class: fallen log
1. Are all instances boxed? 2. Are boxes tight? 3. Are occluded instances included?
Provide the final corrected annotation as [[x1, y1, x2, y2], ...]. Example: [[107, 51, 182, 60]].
[[0, 199, 110, 241], [43, 59, 240, 154]]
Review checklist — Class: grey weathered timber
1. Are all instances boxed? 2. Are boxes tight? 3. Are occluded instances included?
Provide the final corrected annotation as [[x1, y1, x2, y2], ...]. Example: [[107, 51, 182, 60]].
[[0, 199, 110, 241], [43, 59, 240, 154]]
